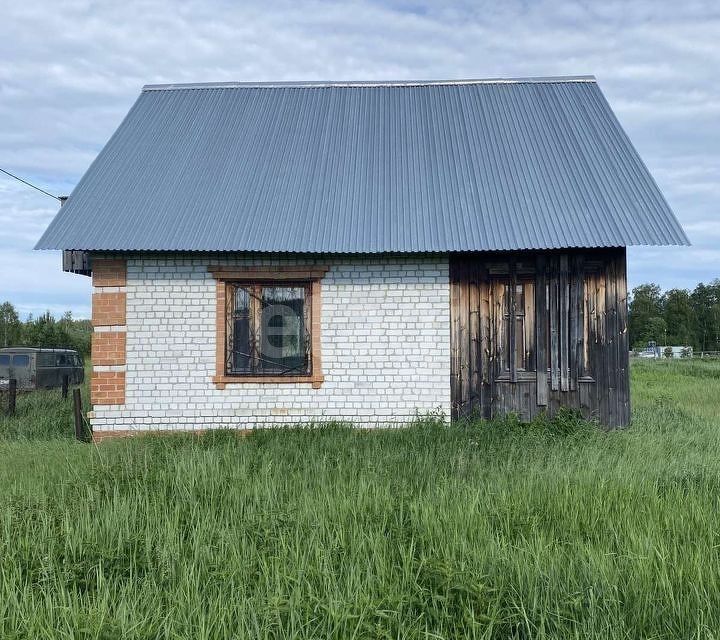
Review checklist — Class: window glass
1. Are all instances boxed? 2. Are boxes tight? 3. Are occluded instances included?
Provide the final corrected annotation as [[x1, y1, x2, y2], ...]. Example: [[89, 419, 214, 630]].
[[0, 355, 10, 366], [56, 353, 78, 367], [12, 355, 30, 367], [37, 353, 52, 367], [261, 286, 306, 374], [227, 284, 310, 376], [230, 287, 251, 373]]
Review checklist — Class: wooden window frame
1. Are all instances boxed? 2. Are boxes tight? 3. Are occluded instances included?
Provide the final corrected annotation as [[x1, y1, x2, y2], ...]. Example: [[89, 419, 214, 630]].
[[209, 266, 327, 389], [491, 269, 537, 384]]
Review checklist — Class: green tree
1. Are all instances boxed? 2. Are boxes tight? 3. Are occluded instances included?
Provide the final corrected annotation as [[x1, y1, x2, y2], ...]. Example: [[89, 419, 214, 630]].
[[647, 316, 668, 347], [663, 288, 694, 346], [22, 311, 64, 348], [59, 312, 91, 355], [0, 301, 22, 347], [629, 284, 664, 348], [691, 281, 720, 353]]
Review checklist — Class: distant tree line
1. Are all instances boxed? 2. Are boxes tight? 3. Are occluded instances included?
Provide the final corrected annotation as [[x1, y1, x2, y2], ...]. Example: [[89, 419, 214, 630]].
[[0, 301, 91, 355], [629, 279, 720, 352]]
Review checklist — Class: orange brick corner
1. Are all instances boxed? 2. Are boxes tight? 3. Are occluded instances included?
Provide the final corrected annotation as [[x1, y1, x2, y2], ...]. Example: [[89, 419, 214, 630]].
[[91, 331, 126, 366], [92, 258, 127, 288], [91, 370, 126, 405], [91, 292, 126, 326]]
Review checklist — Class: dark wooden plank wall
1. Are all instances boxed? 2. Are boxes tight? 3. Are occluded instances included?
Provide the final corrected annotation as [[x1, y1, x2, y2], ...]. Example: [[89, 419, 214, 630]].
[[62, 250, 91, 276], [450, 248, 630, 428]]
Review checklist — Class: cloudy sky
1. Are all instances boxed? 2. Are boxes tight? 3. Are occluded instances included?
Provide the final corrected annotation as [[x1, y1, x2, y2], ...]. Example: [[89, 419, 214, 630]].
[[2, 0, 718, 318]]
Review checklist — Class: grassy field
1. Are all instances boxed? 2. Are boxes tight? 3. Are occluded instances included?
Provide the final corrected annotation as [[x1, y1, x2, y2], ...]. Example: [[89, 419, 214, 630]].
[[1, 360, 719, 639]]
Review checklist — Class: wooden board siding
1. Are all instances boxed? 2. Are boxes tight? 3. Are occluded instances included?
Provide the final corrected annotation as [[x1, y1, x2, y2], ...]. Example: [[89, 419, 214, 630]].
[[62, 250, 91, 276], [450, 248, 630, 428]]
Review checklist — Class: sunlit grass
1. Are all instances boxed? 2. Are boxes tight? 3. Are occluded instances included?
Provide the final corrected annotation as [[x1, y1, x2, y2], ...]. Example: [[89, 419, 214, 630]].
[[1, 360, 719, 638]]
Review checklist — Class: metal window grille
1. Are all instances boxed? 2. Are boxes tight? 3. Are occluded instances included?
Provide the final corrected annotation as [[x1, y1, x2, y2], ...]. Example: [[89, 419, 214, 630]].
[[225, 282, 312, 376]]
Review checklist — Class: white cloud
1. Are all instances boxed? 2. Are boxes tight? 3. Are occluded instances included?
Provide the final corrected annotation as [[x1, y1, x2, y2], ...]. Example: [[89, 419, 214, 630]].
[[0, 246, 91, 319], [2, 0, 719, 314]]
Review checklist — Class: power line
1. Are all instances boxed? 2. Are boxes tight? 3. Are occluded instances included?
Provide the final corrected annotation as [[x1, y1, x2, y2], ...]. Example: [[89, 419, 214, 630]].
[[0, 167, 61, 201]]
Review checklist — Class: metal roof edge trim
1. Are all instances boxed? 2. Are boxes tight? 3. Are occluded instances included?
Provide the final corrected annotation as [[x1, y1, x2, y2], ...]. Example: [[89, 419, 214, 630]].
[[33, 240, 690, 253], [142, 76, 597, 91]]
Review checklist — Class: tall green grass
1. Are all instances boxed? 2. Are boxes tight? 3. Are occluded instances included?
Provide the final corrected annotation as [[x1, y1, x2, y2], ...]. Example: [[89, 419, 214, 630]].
[[0, 363, 91, 440], [1, 360, 719, 639]]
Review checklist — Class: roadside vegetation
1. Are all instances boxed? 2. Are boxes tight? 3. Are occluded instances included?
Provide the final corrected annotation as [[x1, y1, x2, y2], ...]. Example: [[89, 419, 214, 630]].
[[0, 302, 91, 355], [628, 279, 719, 352], [1, 360, 719, 639]]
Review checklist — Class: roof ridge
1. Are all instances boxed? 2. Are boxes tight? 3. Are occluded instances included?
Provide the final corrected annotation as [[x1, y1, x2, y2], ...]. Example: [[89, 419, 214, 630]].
[[142, 76, 597, 91]]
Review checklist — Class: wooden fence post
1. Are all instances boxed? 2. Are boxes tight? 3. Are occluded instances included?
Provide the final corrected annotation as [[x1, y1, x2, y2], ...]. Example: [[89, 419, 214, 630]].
[[73, 388, 86, 442], [62, 374, 69, 400], [6, 379, 16, 417]]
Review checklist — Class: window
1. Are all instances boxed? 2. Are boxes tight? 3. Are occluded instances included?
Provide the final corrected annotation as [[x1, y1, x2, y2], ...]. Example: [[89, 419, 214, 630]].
[[493, 279, 535, 381], [501, 282, 535, 373], [0, 355, 9, 367], [227, 284, 310, 376], [12, 355, 30, 367], [209, 266, 327, 388], [37, 353, 53, 367], [56, 353, 77, 367]]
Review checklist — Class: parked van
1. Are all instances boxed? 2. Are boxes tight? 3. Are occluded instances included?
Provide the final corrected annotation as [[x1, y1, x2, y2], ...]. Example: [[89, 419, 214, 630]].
[[0, 348, 84, 391]]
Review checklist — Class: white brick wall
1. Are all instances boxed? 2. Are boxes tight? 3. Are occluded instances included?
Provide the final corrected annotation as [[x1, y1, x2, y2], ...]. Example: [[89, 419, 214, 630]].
[[91, 254, 451, 431]]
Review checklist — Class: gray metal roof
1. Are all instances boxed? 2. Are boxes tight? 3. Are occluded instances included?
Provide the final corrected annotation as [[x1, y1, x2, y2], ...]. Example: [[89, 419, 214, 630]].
[[36, 76, 688, 253]]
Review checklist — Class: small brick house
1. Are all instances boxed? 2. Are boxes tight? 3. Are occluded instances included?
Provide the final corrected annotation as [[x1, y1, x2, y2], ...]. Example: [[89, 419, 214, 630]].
[[37, 77, 687, 437]]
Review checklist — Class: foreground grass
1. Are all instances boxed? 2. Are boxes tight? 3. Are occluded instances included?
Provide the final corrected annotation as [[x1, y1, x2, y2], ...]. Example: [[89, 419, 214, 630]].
[[0, 361, 719, 639]]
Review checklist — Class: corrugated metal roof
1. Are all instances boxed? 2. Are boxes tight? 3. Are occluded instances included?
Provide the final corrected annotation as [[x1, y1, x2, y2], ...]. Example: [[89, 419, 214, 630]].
[[36, 76, 688, 253]]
